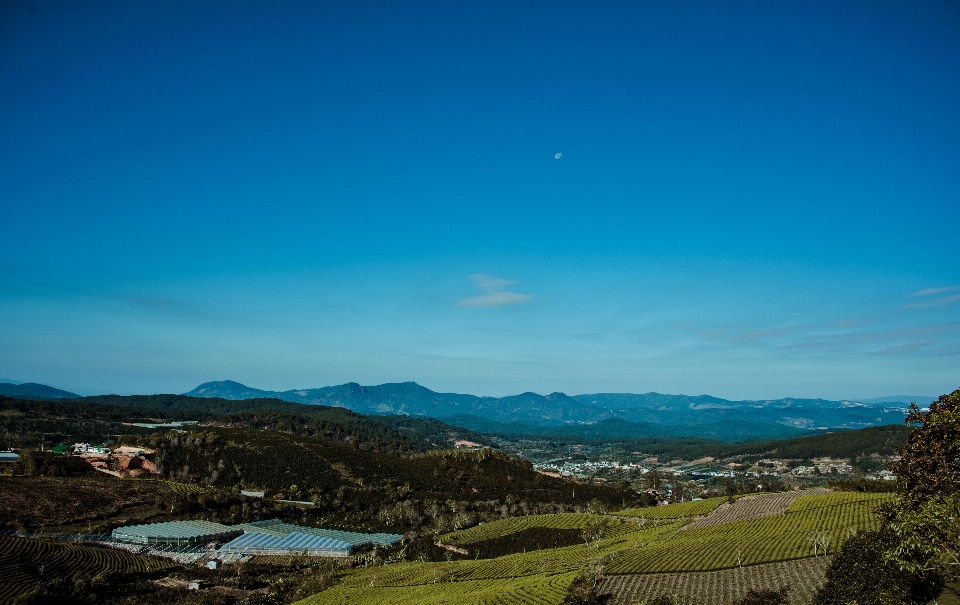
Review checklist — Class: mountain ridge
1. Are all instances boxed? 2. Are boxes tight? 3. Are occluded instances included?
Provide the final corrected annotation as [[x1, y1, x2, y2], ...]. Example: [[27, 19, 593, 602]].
[[0, 382, 80, 400], [182, 380, 915, 439]]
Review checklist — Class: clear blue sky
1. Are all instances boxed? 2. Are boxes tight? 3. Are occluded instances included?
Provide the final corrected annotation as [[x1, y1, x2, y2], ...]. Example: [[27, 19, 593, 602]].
[[1, 1, 958, 399]]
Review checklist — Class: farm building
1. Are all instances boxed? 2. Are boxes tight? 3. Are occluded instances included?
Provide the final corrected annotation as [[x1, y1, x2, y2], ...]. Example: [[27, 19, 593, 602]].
[[112, 520, 242, 546], [237, 519, 403, 548], [219, 531, 354, 557]]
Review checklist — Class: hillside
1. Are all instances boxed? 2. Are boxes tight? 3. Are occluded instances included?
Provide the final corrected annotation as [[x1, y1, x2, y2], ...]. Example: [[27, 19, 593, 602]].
[[295, 490, 895, 605], [0, 382, 79, 399], [0, 394, 495, 457], [121, 426, 641, 533]]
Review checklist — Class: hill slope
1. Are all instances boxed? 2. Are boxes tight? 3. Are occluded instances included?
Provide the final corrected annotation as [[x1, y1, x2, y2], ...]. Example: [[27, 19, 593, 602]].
[[0, 382, 79, 399]]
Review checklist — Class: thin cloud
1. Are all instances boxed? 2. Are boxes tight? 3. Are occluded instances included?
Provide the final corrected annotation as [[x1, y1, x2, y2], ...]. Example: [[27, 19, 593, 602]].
[[903, 294, 960, 309], [457, 274, 533, 308], [909, 285, 960, 297], [458, 292, 533, 308], [469, 273, 516, 293], [866, 340, 936, 356]]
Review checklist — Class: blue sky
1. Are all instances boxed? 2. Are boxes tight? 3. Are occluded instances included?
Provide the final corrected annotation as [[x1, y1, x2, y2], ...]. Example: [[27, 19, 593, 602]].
[[1, 1, 958, 399]]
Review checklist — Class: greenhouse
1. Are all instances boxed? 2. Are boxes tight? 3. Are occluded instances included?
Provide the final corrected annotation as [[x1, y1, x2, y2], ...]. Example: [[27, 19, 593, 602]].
[[111, 520, 242, 545], [237, 519, 403, 547], [219, 531, 353, 556]]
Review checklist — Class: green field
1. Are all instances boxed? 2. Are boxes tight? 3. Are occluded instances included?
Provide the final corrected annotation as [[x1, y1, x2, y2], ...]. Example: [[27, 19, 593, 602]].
[[299, 523, 679, 604], [0, 536, 175, 604], [615, 496, 730, 519], [297, 491, 896, 605], [605, 493, 891, 574], [439, 512, 640, 547], [787, 490, 895, 513]]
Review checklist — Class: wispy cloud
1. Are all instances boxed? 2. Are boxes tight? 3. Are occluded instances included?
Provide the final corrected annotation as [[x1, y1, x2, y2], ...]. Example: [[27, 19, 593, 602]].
[[903, 294, 960, 309], [909, 285, 960, 297], [457, 273, 533, 308], [866, 340, 936, 356]]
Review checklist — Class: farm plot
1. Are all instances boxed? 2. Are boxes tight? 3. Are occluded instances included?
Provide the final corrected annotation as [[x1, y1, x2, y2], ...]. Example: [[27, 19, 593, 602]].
[[297, 570, 579, 605], [299, 524, 679, 605], [604, 495, 880, 574], [787, 491, 895, 513], [683, 489, 830, 530], [440, 513, 637, 547], [0, 535, 175, 604], [615, 497, 728, 520], [600, 556, 832, 605]]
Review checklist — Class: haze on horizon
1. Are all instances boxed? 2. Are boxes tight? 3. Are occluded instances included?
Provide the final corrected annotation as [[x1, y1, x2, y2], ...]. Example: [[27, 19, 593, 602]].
[[1, 1, 958, 400]]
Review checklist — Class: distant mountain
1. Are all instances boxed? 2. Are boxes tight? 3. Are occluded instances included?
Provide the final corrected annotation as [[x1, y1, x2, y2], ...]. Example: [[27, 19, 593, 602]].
[[184, 380, 913, 441], [184, 380, 276, 400], [0, 382, 79, 399], [0, 379, 24, 385], [856, 395, 936, 405]]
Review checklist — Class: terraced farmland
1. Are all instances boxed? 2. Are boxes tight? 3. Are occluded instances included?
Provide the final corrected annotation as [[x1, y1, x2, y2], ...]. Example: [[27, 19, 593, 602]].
[[439, 513, 638, 547], [605, 493, 882, 574], [300, 524, 679, 605], [298, 569, 579, 605], [296, 491, 891, 605], [615, 496, 728, 519], [600, 556, 833, 605], [787, 490, 895, 513], [0, 536, 174, 604], [683, 489, 830, 530]]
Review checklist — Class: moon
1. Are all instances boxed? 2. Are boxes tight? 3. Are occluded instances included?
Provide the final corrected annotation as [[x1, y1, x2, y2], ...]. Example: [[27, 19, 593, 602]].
[[555, 153, 562, 159]]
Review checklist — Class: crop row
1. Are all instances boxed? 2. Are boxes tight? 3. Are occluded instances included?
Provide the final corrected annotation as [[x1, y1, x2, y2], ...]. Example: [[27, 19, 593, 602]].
[[787, 491, 895, 513], [297, 570, 579, 605], [341, 523, 679, 591], [440, 513, 636, 546], [605, 498, 881, 574], [0, 536, 175, 605], [599, 556, 833, 605], [682, 490, 829, 530]]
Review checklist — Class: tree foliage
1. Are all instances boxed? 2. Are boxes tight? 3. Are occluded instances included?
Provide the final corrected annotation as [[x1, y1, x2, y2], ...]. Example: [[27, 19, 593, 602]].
[[884, 389, 960, 579], [815, 389, 960, 605], [814, 528, 941, 605]]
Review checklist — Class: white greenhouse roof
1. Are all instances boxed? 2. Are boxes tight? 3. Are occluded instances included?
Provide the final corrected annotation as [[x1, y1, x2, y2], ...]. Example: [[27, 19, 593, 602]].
[[111, 519, 241, 544], [238, 519, 403, 547], [220, 531, 352, 556]]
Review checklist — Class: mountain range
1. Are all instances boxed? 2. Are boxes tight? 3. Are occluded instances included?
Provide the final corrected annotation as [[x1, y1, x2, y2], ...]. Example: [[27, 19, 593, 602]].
[[182, 380, 923, 439]]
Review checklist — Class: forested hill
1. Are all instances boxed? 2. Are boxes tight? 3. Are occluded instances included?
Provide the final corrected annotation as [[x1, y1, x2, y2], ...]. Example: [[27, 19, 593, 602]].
[[0, 395, 492, 456], [124, 426, 641, 531], [0, 382, 79, 399], [717, 423, 911, 459]]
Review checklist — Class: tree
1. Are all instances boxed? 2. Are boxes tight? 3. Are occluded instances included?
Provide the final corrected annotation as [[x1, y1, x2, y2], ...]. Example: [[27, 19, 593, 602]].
[[671, 481, 688, 503], [814, 389, 960, 605], [814, 528, 941, 605], [645, 468, 662, 492], [883, 389, 960, 582]]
